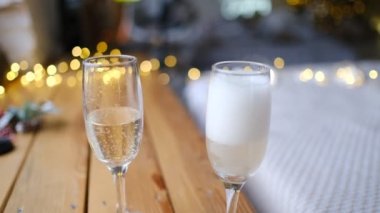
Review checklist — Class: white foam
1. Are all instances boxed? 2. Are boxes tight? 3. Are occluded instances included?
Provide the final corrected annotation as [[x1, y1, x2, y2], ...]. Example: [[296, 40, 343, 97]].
[[206, 73, 271, 145]]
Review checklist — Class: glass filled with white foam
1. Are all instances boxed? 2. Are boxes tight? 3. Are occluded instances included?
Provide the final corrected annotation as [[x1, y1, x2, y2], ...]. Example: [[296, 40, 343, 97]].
[[206, 61, 271, 213], [83, 55, 143, 213]]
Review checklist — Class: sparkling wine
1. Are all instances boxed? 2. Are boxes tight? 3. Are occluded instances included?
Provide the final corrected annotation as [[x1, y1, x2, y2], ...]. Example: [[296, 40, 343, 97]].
[[85, 107, 143, 167], [206, 71, 271, 180]]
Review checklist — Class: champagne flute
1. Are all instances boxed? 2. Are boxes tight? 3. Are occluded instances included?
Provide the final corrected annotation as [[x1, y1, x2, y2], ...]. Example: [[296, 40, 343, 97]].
[[206, 61, 271, 213], [83, 55, 143, 213]]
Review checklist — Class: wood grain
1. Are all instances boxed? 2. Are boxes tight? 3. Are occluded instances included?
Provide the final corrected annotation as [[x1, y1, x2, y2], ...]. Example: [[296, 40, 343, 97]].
[[142, 73, 256, 213], [4, 83, 89, 213], [88, 126, 173, 213], [0, 81, 55, 212]]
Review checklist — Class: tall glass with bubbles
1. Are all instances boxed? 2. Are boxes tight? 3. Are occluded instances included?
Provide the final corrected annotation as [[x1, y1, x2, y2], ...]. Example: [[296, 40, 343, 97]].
[[83, 55, 143, 213], [206, 61, 271, 213]]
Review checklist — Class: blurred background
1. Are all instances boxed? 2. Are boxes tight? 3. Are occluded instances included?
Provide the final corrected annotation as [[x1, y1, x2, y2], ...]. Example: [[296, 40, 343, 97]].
[[0, 0, 379, 87]]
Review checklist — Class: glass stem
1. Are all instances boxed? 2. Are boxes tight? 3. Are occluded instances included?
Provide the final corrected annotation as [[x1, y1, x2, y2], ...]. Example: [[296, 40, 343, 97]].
[[224, 182, 244, 213], [111, 165, 128, 213]]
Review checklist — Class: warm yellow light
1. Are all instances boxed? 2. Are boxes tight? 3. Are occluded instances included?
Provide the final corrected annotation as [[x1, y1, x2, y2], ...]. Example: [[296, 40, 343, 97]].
[[0, 86, 5, 95], [369, 70, 378, 79], [299, 68, 314, 82], [243, 66, 253, 72], [96, 41, 108, 53], [34, 68, 44, 81], [345, 75, 355, 85], [158, 73, 170, 85], [6, 71, 18, 81], [315, 71, 326, 82], [110, 69, 121, 79], [34, 79, 44, 88], [58, 61, 69, 73], [164, 55, 177, 68], [103, 73, 111, 85], [140, 60, 152, 73], [20, 75, 29, 86], [25, 71, 36, 82], [94, 52, 103, 57], [188, 68, 201, 80], [66, 76, 77, 87], [274, 57, 285, 69], [150, 58, 160, 71], [33, 63, 43, 73], [46, 76, 56, 87], [10, 63, 20, 72], [20, 60, 29, 70], [70, 59, 81, 70], [76, 70, 83, 81], [110, 49, 121, 55], [72, 46, 82, 57], [55, 74, 63, 85], [47, 65, 57, 75], [80, 47, 91, 59]]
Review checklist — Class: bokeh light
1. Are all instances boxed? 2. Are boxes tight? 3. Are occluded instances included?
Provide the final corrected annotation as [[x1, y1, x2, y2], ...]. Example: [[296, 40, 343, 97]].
[[72, 46, 82, 57], [96, 41, 108, 53], [188, 68, 201, 80], [164, 55, 177, 68], [80, 47, 91, 59], [6, 71, 18, 81], [47, 65, 57, 75], [0, 86, 5, 95], [20, 60, 29, 70], [299, 68, 314, 82], [315, 71, 326, 83], [58, 61, 69, 73], [70, 59, 81, 70], [140, 60, 152, 73], [150, 58, 160, 71], [274, 57, 285, 69], [158, 73, 170, 85], [110, 49, 121, 55], [10, 63, 20, 72], [369, 70, 378, 79]]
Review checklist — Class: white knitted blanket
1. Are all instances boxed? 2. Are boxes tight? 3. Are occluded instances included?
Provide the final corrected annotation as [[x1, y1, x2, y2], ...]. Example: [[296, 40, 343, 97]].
[[184, 61, 380, 213]]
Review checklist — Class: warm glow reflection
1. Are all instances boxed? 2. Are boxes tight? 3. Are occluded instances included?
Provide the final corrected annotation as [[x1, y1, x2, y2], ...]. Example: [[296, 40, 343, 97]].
[[140, 60, 152, 73], [158, 73, 170, 85], [369, 70, 378, 79], [70, 59, 81, 70], [274, 57, 285, 69], [243, 66, 253, 72], [25, 71, 35, 82], [0, 86, 5, 95], [66, 76, 77, 87], [188, 68, 201, 80], [110, 49, 121, 55], [96, 41, 108, 53], [150, 58, 160, 71], [58, 62, 69, 73], [72, 46, 82, 57], [164, 55, 177, 68], [11, 63, 20, 72], [103, 73, 111, 85], [299, 68, 314, 82], [20, 60, 28, 70], [6, 71, 18, 81], [315, 71, 326, 82], [47, 65, 57, 75], [81, 48, 91, 59]]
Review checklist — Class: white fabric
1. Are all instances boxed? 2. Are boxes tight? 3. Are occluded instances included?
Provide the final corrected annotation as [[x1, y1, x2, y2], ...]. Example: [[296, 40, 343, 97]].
[[184, 61, 380, 213]]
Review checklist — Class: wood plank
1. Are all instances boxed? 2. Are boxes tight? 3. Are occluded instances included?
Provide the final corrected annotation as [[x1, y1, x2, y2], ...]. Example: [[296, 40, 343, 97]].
[[0, 82, 55, 211], [88, 125, 174, 212], [142, 73, 256, 212], [4, 81, 89, 212]]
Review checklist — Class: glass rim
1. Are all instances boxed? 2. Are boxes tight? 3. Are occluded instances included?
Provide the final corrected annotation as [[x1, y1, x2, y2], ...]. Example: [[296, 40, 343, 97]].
[[82, 54, 137, 68], [212, 61, 272, 75]]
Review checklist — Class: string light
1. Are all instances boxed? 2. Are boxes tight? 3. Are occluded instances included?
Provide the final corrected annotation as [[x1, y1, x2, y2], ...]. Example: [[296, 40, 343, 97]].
[[164, 55, 177, 68], [72, 46, 82, 57], [70, 59, 81, 70], [274, 57, 285, 69], [140, 60, 152, 73], [47, 65, 57, 75], [0, 86, 5, 95], [6, 71, 18, 81], [299, 68, 314, 82], [80, 47, 91, 59], [369, 70, 378, 79], [314, 71, 326, 82], [58, 62, 69, 73], [150, 58, 160, 71], [20, 60, 29, 70], [96, 41, 108, 53], [158, 73, 170, 85], [25, 71, 36, 82], [10, 63, 20, 72], [188, 68, 201, 80]]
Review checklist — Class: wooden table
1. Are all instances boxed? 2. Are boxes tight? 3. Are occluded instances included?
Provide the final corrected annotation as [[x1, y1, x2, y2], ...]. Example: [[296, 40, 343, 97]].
[[0, 71, 255, 212]]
